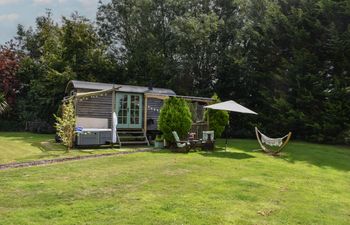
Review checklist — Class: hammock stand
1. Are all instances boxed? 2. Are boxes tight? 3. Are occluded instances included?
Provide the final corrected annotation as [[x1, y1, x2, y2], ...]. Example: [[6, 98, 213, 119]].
[[255, 127, 292, 156]]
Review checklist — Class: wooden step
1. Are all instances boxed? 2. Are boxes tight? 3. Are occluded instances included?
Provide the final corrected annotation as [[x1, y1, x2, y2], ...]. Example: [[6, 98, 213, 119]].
[[121, 141, 149, 145], [118, 130, 144, 134], [116, 129, 149, 146], [119, 136, 146, 139]]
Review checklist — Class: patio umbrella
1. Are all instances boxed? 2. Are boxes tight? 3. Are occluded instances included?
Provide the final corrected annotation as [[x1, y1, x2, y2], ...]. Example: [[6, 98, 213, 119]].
[[204, 100, 258, 150]]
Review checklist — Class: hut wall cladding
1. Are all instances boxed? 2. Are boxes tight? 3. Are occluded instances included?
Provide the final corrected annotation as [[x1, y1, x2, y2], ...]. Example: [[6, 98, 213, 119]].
[[147, 98, 163, 130], [76, 90, 113, 128]]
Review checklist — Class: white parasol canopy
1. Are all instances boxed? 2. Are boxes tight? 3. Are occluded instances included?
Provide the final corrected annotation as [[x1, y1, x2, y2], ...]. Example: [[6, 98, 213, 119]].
[[204, 100, 257, 150], [204, 100, 257, 115]]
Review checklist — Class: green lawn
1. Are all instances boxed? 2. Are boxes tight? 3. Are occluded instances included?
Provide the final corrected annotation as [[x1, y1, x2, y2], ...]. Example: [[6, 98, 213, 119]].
[[0, 133, 350, 224], [0, 132, 148, 164]]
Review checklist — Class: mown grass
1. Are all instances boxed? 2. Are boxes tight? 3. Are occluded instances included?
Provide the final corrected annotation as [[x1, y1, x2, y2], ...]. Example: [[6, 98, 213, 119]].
[[0, 132, 149, 164], [0, 133, 350, 224]]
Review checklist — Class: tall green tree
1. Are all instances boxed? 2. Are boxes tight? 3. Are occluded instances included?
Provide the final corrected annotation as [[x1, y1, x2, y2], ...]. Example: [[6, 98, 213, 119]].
[[1, 0, 349, 144], [15, 11, 117, 123], [97, 0, 223, 95], [97, 0, 350, 143]]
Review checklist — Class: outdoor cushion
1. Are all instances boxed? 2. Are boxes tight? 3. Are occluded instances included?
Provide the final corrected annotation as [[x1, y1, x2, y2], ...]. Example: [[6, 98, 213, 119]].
[[203, 131, 215, 141]]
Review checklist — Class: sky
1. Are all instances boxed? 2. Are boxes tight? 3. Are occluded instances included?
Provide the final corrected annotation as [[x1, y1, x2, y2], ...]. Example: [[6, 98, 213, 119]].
[[0, 0, 101, 44]]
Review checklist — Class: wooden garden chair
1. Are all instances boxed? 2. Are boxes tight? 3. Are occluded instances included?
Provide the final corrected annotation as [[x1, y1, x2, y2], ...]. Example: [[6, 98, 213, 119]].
[[172, 131, 191, 153], [201, 131, 215, 151]]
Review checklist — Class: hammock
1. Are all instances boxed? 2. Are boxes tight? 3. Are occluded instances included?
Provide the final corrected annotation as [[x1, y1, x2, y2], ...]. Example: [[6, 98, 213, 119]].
[[255, 127, 292, 155]]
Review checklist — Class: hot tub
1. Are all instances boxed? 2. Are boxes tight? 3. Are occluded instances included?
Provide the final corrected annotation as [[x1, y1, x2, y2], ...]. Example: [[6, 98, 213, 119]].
[[76, 128, 112, 146]]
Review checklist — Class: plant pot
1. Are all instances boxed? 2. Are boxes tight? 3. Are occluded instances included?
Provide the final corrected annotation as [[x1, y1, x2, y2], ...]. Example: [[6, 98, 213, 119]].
[[154, 141, 164, 148]]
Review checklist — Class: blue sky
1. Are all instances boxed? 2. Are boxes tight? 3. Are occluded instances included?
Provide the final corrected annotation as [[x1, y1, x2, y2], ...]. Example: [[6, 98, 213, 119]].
[[0, 0, 102, 44]]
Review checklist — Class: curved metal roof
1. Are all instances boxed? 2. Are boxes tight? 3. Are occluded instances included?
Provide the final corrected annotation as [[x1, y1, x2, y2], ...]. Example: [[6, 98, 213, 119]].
[[66, 80, 176, 95]]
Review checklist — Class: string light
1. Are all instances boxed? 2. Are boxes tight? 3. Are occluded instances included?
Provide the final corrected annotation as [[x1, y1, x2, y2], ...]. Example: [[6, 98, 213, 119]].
[[78, 92, 109, 102], [77, 93, 162, 112]]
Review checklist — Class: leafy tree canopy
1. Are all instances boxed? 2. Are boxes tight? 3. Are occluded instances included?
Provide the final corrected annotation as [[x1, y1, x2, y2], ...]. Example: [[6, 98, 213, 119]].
[[1, 1, 350, 144]]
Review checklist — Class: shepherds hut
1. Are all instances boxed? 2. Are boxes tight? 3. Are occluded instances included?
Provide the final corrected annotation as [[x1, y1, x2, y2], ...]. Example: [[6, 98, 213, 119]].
[[64, 80, 213, 147]]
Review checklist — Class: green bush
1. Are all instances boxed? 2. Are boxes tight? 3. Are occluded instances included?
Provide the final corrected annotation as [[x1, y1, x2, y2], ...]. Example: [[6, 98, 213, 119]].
[[54, 99, 76, 151], [155, 135, 164, 142], [158, 97, 192, 143], [205, 94, 229, 137]]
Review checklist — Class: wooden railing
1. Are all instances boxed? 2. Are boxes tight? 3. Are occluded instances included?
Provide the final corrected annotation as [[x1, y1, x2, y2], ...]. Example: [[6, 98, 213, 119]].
[[190, 121, 209, 139]]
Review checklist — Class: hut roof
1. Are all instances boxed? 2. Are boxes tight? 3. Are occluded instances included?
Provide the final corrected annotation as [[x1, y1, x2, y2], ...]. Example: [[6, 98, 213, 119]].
[[66, 80, 176, 95]]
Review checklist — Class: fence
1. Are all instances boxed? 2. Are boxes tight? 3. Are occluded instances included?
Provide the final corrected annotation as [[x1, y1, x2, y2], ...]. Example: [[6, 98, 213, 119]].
[[25, 121, 55, 133], [190, 121, 209, 139]]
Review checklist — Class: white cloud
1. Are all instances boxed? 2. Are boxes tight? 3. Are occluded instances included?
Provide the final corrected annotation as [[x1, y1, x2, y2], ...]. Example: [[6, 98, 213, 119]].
[[33, 0, 52, 4], [0, 0, 20, 5], [0, 13, 19, 22]]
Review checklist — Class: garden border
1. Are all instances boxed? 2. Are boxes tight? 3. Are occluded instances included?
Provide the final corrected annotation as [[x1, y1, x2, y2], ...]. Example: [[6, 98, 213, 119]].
[[0, 148, 158, 170]]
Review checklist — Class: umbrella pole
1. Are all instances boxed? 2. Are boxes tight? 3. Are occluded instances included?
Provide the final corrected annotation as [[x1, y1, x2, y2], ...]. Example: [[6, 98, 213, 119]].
[[225, 124, 229, 151]]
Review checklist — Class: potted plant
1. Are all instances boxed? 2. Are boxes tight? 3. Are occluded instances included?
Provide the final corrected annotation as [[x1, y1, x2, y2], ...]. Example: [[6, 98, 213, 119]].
[[154, 135, 164, 148]]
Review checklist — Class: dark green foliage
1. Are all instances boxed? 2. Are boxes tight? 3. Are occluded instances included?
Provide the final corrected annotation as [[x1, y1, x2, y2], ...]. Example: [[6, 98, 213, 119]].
[[158, 97, 192, 143], [205, 94, 229, 138], [1, 1, 349, 144], [0, 119, 23, 131], [11, 11, 118, 125]]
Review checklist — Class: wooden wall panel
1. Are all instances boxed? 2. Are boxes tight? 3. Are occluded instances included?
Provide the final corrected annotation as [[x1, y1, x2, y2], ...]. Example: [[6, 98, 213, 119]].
[[146, 98, 163, 130], [76, 92, 113, 128]]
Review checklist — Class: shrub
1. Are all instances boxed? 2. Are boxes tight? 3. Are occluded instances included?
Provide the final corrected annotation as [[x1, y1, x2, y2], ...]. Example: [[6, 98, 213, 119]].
[[54, 99, 76, 151], [155, 135, 164, 142], [158, 97, 192, 143], [205, 94, 229, 137], [26, 120, 55, 133]]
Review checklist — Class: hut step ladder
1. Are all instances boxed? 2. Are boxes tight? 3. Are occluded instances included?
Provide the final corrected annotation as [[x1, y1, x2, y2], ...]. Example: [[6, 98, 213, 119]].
[[117, 129, 150, 146]]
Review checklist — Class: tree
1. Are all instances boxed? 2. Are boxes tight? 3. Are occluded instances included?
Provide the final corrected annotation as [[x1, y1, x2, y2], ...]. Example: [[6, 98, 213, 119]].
[[2, 0, 349, 144], [61, 13, 117, 82], [158, 97, 192, 143], [0, 42, 21, 108], [205, 94, 229, 137], [14, 11, 116, 124], [15, 11, 72, 123], [97, 0, 222, 95], [54, 99, 76, 151]]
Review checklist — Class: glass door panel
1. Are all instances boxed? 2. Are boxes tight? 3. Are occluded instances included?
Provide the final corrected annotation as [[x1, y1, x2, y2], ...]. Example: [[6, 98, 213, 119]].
[[116, 94, 129, 128], [129, 94, 142, 128], [116, 93, 143, 129]]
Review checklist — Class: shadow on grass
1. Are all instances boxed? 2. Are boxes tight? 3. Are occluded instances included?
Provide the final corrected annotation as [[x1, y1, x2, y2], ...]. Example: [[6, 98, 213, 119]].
[[0, 132, 102, 154], [0, 132, 52, 140], [278, 142, 350, 171], [218, 139, 350, 171], [30, 140, 70, 153], [199, 151, 255, 160], [3, 133, 350, 171], [149, 147, 255, 160]]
